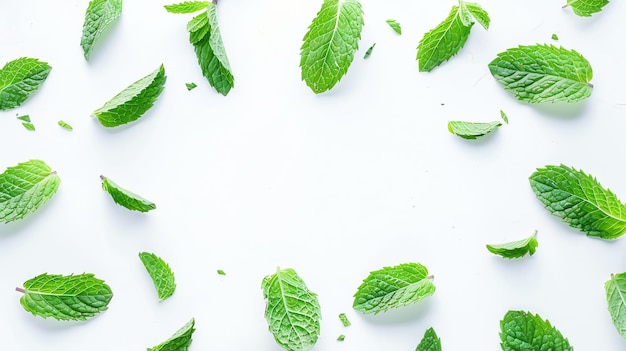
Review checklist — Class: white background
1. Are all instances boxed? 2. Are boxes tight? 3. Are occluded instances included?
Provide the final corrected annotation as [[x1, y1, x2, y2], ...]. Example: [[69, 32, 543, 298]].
[[1, 0, 625, 350]]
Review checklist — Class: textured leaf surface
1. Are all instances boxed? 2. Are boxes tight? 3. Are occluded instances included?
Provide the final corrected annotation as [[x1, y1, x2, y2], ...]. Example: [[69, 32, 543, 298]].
[[18, 273, 112, 321], [0, 160, 60, 223], [487, 231, 538, 259], [101, 176, 156, 212], [605, 272, 626, 339], [529, 164, 626, 239], [0, 57, 51, 110], [415, 327, 441, 351], [148, 318, 195, 351], [464, 2, 490, 29], [353, 262, 435, 314], [447, 120, 501, 139], [300, 0, 364, 94], [338, 313, 351, 327], [139, 252, 176, 301], [566, 0, 609, 17], [80, 0, 122, 61], [386, 19, 401, 34], [488, 44, 593, 103], [164, 1, 209, 14], [500, 310, 573, 351], [262, 267, 321, 351]]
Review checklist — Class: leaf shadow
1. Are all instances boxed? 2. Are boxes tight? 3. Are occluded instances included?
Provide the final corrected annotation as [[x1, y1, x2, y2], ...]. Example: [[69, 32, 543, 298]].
[[529, 100, 589, 119], [19, 314, 87, 331], [357, 300, 433, 325], [0, 198, 60, 239]]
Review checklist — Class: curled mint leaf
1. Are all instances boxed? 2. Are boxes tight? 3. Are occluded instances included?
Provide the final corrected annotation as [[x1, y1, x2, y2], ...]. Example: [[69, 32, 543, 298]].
[[139, 252, 176, 301], [448, 120, 502, 139], [486, 231, 538, 259], [415, 327, 441, 351], [606, 272, 626, 339], [80, 0, 123, 61], [148, 318, 195, 351], [0, 57, 51, 110], [500, 310, 573, 351], [101, 175, 156, 212], [564, 0, 609, 17]]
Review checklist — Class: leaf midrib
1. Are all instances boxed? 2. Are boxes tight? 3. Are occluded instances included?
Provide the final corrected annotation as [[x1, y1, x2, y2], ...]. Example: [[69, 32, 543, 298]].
[[0, 172, 57, 205], [276, 271, 310, 347], [421, 7, 463, 70], [611, 275, 626, 330], [317, 0, 343, 84]]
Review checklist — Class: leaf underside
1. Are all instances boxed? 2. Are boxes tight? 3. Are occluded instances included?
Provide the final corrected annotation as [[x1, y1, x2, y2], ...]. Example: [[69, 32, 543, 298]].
[[500, 310, 573, 351], [606, 272, 626, 339], [566, 0, 609, 17], [0, 57, 52, 110], [139, 252, 176, 301], [448, 120, 501, 139], [148, 318, 195, 351], [415, 327, 442, 351], [164, 1, 209, 14], [101, 176, 156, 212], [486, 232, 538, 259], [80, 0, 123, 61]]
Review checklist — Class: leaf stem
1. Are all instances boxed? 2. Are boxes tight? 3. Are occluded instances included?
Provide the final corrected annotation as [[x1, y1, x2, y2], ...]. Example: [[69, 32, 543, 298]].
[[15, 287, 26, 293], [588, 82, 594, 88], [562, 4, 569, 8], [427, 275, 435, 280], [213, 0, 218, 4]]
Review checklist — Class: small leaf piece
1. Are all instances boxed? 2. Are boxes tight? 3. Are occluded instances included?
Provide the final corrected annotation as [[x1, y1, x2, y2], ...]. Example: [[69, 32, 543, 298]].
[[148, 318, 195, 351], [464, 2, 490, 29], [16, 115, 31, 122], [386, 19, 402, 34], [101, 175, 156, 212], [552, 33, 559, 40], [337, 334, 345, 341], [565, 0, 609, 17], [139, 252, 176, 301], [80, 0, 123, 61], [92, 65, 166, 127], [500, 310, 573, 351], [164, 1, 209, 13], [262, 267, 321, 351], [17, 273, 112, 321], [353, 262, 435, 314], [0, 57, 52, 110], [58, 120, 73, 130], [488, 44, 593, 103], [22, 122, 36, 131], [364, 43, 376, 59], [185, 82, 197, 90], [0, 160, 60, 223], [500, 110, 509, 124], [339, 313, 351, 327], [415, 327, 442, 351], [605, 272, 626, 339], [529, 165, 626, 239], [300, 0, 364, 94], [448, 120, 501, 139], [487, 231, 538, 259]]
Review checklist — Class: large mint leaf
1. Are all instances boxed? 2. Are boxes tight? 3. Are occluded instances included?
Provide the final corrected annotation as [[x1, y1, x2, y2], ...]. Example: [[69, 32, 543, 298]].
[[565, 0, 609, 17], [148, 318, 195, 351], [80, 0, 123, 61], [300, 0, 364, 94], [101, 175, 156, 212], [500, 310, 573, 351], [139, 252, 176, 301], [605, 272, 626, 339], [0, 57, 51, 110]]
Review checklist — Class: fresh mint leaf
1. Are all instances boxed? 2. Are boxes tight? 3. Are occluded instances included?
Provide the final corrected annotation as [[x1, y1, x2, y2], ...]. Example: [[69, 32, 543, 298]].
[[364, 43, 376, 59], [500, 110, 509, 124], [262, 267, 321, 351], [58, 120, 73, 130], [16, 115, 30, 122], [564, 0, 609, 17], [92, 64, 166, 127], [100, 175, 156, 212], [529, 164, 626, 239], [605, 272, 626, 339], [415, 327, 441, 351], [22, 122, 35, 131], [339, 313, 351, 327], [386, 19, 402, 34], [148, 318, 195, 351], [486, 230, 538, 259], [488, 44, 593, 103], [500, 310, 573, 351], [447, 120, 502, 139], [16, 273, 112, 321], [300, 0, 364, 94], [164, 1, 209, 14], [0, 57, 52, 110], [353, 262, 435, 314], [80, 0, 122, 61], [0, 160, 60, 223], [139, 252, 176, 301], [185, 82, 197, 90]]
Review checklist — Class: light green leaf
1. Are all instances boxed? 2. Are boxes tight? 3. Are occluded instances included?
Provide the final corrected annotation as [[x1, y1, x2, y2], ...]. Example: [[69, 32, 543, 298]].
[[148, 318, 195, 351], [486, 231, 538, 259], [464, 2, 490, 29], [58, 120, 73, 130], [17, 273, 112, 321], [217, 269, 226, 275], [337, 334, 345, 341], [185, 82, 197, 90], [300, 0, 364, 94], [364, 43, 375, 59], [0, 160, 60, 223], [529, 164, 626, 239], [164, 1, 209, 14], [100, 175, 156, 213], [488, 44, 593, 103], [187, 12, 209, 44], [338, 313, 351, 327], [22, 122, 35, 131], [565, 0, 609, 17], [500, 110, 509, 124], [92, 65, 166, 127], [139, 252, 176, 301], [500, 310, 573, 351], [80, 0, 122, 61], [415, 327, 441, 351], [0, 57, 51, 110], [16, 115, 30, 122], [262, 267, 321, 351], [386, 19, 402, 34], [605, 272, 626, 339], [447, 120, 502, 139], [353, 262, 435, 314], [552, 33, 559, 40]]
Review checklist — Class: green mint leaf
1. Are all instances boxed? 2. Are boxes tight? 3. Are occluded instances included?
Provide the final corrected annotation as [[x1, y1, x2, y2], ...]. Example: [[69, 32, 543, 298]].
[[564, 0, 609, 17], [500, 110, 509, 124], [80, 0, 122, 61], [486, 230, 538, 259], [185, 82, 197, 90], [58, 120, 73, 130], [386, 19, 402, 34], [16, 114, 31, 122], [0, 57, 52, 111], [353, 262, 435, 314], [339, 313, 351, 327], [187, 12, 209, 43], [500, 310, 573, 351], [17, 273, 112, 321], [605, 272, 626, 339], [488, 44, 593, 103], [447, 120, 502, 139], [364, 43, 376, 59], [22, 122, 35, 131], [262, 267, 321, 351], [337, 334, 345, 341], [217, 269, 226, 275], [463, 2, 490, 29], [529, 164, 626, 239], [300, 0, 364, 94], [0, 159, 60, 223], [164, 1, 209, 14], [139, 252, 176, 301], [148, 318, 195, 351], [100, 175, 156, 212], [415, 327, 441, 351], [552, 33, 559, 40]]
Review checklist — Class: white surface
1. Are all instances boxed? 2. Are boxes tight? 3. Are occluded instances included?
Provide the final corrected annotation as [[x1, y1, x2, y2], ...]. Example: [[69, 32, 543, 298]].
[[1, 0, 626, 349]]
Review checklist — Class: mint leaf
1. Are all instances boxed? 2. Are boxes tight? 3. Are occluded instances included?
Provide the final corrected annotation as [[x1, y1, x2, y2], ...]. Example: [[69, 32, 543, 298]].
[[148, 318, 195, 351], [100, 175, 156, 212], [337, 334, 345, 341], [486, 230, 538, 259], [58, 120, 73, 130], [300, 0, 364, 94], [415, 327, 441, 351], [185, 82, 197, 90], [353, 262, 435, 314], [16, 115, 30, 122], [500, 110, 509, 124], [139, 252, 176, 301], [500, 310, 573, 351], [0, 57, 52, 110], [488, 44, 593, 103], [22, 122, 35, 131], [164, 1, 209, 14], [386, 19, 402, 34], [564, 0, 609, 17], [339, 313, 351, 327], [605, 272, 626, 339], [16, 273, 112, 321], [262, 267, 321, 351], [447, 120, 502, 139], [217, 269, 226, 275], [364, 43, 375, 59], [529, 164, 626, 239], [552, 33, 559, 40], [0, 160, 60, 223], [80, 0, 122, 61]]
